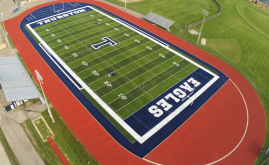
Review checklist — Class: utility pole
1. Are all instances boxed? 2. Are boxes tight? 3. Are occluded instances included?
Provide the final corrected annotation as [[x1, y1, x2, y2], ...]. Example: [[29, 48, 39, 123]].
[[197, 9, 209, 45], [35, 70, 55, 123]]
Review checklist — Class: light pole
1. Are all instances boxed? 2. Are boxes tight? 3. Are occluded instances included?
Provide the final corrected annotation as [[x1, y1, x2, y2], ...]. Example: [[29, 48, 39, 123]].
[[35, 70, 55, 123], [0, 13, 10, 48], [197, 9, 209, 45], [124, 1, 127, 11]]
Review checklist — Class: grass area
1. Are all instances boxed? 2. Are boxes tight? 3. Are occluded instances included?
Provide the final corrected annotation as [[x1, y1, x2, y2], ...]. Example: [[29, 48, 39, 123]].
[[237, 2, 269, 38], [42, 108, 99, 165], [207, 39, 242, 64], [104, 0, 220, 26], [22, 119, 62, 165], [0, 127, 20, 165], [34, 118, 53, 140]]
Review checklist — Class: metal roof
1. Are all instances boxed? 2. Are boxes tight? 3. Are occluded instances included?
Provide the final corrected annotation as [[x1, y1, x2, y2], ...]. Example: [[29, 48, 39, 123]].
[[0, 56, 45, 104], [144, 12, 174, 30]]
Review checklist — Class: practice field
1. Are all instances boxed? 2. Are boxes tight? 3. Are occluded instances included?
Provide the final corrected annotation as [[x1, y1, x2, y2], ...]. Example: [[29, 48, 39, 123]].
[[7, 1, 265, 164]]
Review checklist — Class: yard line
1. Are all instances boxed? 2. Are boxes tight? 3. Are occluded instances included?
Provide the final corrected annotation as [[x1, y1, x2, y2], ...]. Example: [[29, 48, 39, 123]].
[[123, 65, 196, 120], [35, 11, 100, 32], [66, 30, 137, 66], [56, 25, 129, 58], [50, 24, 125, 50], [36, 13, 99, 35], [99, 51, 172, 98], [104, 56, 180, 104], [63, 30, 138, 70], [114, 63, 191, 112], [64, 33, 140, 73], [73, 36, 149, 76], [84, 43, 160, 84], [40, 15, 108, 40], [38, 14, 106, 37]]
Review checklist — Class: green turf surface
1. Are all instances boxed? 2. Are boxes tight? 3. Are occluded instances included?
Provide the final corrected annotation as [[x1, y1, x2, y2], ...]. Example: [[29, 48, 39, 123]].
[[32, 9, 203, 141], [104, 0, 220, 26]]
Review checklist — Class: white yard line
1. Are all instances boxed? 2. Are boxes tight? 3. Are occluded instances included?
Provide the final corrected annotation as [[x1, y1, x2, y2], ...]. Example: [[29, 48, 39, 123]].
[[67, 31, 138, 68], [35, 11, 97, 32], [42, 16, 110, 41], [50, 24, 124, 50], [44, 18, 117, 43], [95, 50, 171, 97], [90, 45, 166, 92], [115, 62, 189, 112], [75, 37, 149, 76], [40, 15, 107, 39]]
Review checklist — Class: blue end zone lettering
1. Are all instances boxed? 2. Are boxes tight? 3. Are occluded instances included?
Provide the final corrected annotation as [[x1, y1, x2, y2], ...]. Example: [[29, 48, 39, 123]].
[[124, 68, 214, 136], [91, 37, 117, 49]]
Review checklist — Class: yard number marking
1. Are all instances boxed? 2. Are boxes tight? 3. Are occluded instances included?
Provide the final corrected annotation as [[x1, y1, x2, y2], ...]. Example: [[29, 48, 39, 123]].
[[104, 81, 112, 87], [46, 28, 50, 31], [64, 45, 69, 49], [92, 70, 99, 76], [72, 53, 78, 57], [146, 46, 152, 50], [118, 93, 127, 100], [173, 62, 179, 67], [134, 39, 140, 43], [57, 39, 62, 43], [51, 33, 55, 37], [159, 53, 165, 58], [82, 61, 88, 66]]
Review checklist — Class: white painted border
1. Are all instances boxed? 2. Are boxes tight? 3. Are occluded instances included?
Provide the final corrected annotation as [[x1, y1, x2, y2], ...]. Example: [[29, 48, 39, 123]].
[[26, 6, 219, 144], [39, 43, 83, 90]]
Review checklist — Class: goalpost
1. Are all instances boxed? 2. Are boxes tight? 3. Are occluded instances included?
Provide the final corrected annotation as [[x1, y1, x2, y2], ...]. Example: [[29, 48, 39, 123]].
[[53, 2, 65, 14]]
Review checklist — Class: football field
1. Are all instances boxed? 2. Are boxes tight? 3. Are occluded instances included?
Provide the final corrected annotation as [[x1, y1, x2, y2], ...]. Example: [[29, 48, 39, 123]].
[[24, 4, 219, 145]]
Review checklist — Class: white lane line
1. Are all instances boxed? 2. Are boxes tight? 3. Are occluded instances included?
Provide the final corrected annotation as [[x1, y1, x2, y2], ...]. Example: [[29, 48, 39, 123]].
[[205, 79, 249, 165]]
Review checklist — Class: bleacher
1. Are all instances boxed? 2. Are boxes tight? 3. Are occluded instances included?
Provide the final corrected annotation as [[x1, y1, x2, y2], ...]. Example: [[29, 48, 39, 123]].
[[144, 12, 174, 31]]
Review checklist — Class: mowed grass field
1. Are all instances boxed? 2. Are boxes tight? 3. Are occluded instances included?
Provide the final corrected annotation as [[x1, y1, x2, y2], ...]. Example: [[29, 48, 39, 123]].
[[105, 0, 220, 26], [104, 0, 269, 163], [31, 9, 200, 141]]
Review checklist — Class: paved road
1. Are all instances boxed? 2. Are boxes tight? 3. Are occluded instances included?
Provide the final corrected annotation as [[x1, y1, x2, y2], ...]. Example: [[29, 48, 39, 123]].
[[0, 103, 45, 165]]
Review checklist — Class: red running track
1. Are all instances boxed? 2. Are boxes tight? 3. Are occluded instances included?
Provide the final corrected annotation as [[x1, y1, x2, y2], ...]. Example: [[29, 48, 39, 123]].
[[47, 137, 70, 165], [4, 0, 265, 164]]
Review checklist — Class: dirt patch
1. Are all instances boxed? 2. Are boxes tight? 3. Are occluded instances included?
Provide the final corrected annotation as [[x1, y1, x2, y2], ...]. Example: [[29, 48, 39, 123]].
[[188, 29, 199, 35]]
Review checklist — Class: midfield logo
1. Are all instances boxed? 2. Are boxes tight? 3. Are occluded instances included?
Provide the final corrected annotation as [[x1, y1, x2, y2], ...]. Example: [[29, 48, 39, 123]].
[[91, 37, 117, 50]]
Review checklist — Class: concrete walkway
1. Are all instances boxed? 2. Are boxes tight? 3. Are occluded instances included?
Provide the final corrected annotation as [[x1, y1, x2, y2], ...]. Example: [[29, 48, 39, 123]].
[[0, 140, 11, 165]]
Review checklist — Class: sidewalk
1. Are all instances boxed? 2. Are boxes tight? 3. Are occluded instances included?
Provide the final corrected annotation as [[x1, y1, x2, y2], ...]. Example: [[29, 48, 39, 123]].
[[0, 104, 45, 165], [0, 140, 11, 165]]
